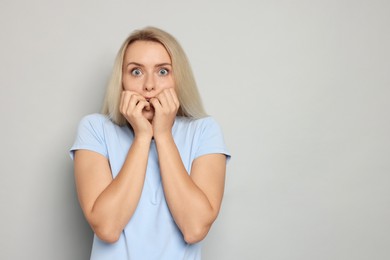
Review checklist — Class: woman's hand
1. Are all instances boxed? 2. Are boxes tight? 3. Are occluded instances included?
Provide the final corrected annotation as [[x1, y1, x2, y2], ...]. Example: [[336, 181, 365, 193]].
[[150, 88, 180, 139], [120, 90, 153, 139]]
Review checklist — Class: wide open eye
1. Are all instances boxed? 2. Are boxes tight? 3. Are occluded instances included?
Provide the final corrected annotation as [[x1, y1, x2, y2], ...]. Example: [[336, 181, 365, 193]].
[[131, 68, 142, 76], [158, 68, 169, 76]]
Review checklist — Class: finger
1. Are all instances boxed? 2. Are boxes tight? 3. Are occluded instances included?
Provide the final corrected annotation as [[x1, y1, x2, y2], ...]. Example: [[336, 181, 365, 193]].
[[120, 91, 142, 115], [169, 88, 180, 108], [149, 96, 162, 111], [133, 100, 149, 114], [158, 90, 170, 108], [164, 88, 176, 108], [127, 94, 146, 115], [120, 91, 131, 114], [144, 100, 151, 111], [159, 88, 177, 112]]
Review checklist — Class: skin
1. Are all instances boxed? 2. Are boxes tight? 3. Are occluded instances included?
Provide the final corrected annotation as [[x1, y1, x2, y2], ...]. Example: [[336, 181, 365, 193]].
[[74, 40, 227, 244]]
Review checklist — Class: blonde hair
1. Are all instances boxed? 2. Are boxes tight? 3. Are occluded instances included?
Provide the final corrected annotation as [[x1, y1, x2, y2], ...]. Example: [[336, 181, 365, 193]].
[[102, 26, 207, 126]]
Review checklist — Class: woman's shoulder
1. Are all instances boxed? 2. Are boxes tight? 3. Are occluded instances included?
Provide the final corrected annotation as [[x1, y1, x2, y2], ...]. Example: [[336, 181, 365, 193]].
[[175, 116, 222, 134], [76, 113, 117, 132], [177, 116, 217, 125], [80, 113, 109, 122], [78, 113, 114, 126]]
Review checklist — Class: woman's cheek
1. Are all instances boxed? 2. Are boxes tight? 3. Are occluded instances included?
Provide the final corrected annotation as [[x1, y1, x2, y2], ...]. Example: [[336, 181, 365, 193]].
[[123, 82, 141, 92], [160, 76, 175, 88]]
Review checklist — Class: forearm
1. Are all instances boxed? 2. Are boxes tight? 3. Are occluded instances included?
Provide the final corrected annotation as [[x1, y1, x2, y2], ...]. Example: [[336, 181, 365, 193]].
[[90, 136, 151, 242], [155, 134, 216, 243]]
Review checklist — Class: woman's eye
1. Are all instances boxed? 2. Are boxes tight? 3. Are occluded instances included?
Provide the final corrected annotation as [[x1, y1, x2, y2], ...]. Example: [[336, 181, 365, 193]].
[[158, 68, 169, 76], [131, 69, 142, 76]]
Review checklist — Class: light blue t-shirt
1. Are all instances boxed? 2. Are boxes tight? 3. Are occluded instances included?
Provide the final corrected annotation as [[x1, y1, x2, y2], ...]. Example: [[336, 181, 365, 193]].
[[70, 114, 230, 260]]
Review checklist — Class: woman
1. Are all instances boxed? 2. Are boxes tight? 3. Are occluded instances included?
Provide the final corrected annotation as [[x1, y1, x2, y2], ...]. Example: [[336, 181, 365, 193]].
[[70, 26, 230, 260]]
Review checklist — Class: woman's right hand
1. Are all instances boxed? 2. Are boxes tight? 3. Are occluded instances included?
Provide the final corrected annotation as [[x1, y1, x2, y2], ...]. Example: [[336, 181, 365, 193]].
[[120, 91, 153, 139]]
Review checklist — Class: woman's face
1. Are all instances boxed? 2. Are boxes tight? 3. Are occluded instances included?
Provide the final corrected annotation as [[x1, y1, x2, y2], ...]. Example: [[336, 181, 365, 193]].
[[122, 40, 175, 120]]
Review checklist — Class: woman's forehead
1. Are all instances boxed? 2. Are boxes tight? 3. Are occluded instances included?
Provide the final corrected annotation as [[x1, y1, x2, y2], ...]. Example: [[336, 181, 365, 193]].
[[124, 40, 171, 64]]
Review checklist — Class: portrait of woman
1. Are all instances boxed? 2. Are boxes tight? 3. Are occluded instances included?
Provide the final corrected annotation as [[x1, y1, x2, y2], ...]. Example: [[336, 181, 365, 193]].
[[70, 26, 231, 260]]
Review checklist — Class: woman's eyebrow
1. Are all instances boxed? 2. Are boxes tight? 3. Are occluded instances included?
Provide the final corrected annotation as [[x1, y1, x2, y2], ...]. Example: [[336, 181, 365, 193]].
[[126, 62, 172, 67], [155, 63, 172, 67], [126, 62, 143, 67]]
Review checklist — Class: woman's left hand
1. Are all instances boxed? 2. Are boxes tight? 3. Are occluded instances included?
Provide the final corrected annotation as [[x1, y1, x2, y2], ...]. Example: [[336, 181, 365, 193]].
[[149, 88, 180, 139]]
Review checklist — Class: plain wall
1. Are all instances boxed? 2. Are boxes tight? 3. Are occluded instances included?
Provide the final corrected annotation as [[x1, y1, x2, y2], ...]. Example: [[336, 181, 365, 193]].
[[1, 0, 389, 259]]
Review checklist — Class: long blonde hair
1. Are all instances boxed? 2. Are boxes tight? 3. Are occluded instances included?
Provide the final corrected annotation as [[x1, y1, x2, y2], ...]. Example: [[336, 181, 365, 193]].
[[102, 26, 207, 126]]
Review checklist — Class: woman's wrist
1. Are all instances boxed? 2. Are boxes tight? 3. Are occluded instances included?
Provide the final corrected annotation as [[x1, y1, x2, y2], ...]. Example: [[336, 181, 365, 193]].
[[153, 131, 174, 144], [133, 133, 153, 144]]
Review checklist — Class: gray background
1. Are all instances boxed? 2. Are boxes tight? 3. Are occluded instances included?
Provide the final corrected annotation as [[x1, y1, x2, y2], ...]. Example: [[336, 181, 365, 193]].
[[1, 0, 389, 259]]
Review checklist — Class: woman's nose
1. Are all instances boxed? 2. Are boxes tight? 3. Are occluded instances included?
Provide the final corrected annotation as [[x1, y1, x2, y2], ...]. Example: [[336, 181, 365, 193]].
[[143, 74, 155, 91]]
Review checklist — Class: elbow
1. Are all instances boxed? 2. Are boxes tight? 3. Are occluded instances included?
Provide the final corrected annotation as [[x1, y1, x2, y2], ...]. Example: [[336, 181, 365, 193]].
[[92, 224, 122, 244], [182, 209, 220, 244], [85, 211, 123, 244], [183, 224, 211, 244]]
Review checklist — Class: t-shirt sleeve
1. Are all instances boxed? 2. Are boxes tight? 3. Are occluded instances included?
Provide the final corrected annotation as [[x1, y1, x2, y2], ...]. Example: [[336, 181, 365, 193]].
[[195, 117, 231, 161], [69, 114, 108, 160]]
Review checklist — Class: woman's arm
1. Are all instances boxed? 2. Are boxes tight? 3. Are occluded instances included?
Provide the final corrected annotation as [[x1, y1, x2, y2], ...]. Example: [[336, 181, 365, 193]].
[[74, 135, 151, 243], [74, 91, 153, 243], [155, 135, 227, 244], [150, 88, 227, 244]]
